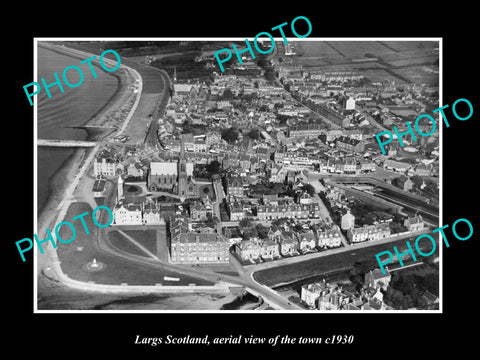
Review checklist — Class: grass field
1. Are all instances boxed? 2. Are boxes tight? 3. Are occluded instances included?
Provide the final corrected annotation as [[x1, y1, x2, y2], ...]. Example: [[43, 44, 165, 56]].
[[326, 41, 394, 58], [122, 229, 157, 254], [108, 230, 149, 257], [290, 40, 439, 85], [56, 202, 211, 286], [295, 41, 342, 58]]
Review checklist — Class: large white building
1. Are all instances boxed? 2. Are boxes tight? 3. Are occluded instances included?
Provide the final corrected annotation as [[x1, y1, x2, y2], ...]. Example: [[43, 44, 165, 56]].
[[404, 215, 424, 232], [316, 228, 342, 248], [113, 201, 165, 225], [346, 223, 391, 244], [113, 203, 143, 225], [341, 211, 355, 230], [94, 156, 116, 177], [346, 97, 356, 110]]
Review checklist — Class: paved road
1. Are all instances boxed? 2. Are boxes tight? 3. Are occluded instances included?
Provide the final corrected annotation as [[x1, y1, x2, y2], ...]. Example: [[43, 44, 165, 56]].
[[212, 180, 225, 225]]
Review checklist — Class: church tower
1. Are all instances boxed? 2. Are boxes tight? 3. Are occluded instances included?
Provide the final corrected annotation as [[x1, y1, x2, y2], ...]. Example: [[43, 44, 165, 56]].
[[178, 138, 187, 201], [117, 175, 124, 201]]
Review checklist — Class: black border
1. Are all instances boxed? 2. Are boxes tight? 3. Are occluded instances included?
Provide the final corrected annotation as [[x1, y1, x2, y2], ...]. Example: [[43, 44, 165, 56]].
[[7, 4, 478, 356]]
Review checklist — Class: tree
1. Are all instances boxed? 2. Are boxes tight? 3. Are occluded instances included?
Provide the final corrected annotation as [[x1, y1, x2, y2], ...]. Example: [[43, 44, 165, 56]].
[[416, 294, 430, 309], [256, 224, 269, 239], [239, 218, 252, 229], [303, 184, 316, 197], [244, 226, 258, 239], [221, 128, 239, 144], [222, 87, 234, 99], [246, 129, 261, 140], [206, 160, 221, 174]]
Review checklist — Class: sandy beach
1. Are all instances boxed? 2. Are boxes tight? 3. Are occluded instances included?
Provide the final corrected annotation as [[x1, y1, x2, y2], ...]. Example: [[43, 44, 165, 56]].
[[38, 272, 242, 310], [36, 42, 139, 284]]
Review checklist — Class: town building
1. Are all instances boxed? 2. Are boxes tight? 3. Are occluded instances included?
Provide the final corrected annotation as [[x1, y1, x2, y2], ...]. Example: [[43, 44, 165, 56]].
[[147, 141, 197, 200], [235, 239, 261, 263], [404, 215, 424, 232], [287, 124, 323, 138], [229, 201, 245, 221], [301, 282, 330, 308], [127, 162, 144, 178], [222, 226, 243, 245], [190, 201, 209, 221], [94, 156, 116, 177], [383, 159, 412, 173], [227, 176, 245, 198], [113, 202, 143, 225], [297, 231, 317, 252], [92, 179, 107, 198], [335, 136, 364, 152], [341, 211, 355, 230], [393, 175, 413, 191], [170, 219, 229, 264], [275, 231, 299, 256], [256, 203, 320, 220], [143, 202, 163, 225], [316, 228, 342, 248], [364, 268, 391, 291], [260, 239, 280, 259], [346, 223, 391, 244], [345, 97, 356, 110]]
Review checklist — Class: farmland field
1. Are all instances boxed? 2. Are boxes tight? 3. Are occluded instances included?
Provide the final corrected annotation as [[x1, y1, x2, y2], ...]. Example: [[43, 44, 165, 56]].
[[290, 40, 439, 85]]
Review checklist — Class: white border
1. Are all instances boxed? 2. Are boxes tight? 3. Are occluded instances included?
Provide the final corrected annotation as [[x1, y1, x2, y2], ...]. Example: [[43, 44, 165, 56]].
[[33, 37, 442, 314]]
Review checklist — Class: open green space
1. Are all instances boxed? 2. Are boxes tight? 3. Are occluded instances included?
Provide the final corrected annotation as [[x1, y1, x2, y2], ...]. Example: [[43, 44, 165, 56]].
[[56, 202, 211, 285], [108, 230, 148, 257], [122, 229, 157, 254]]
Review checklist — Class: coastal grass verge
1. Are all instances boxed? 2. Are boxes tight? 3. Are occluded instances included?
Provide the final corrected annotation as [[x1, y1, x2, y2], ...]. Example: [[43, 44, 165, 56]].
[[56, 202, 212, 286]]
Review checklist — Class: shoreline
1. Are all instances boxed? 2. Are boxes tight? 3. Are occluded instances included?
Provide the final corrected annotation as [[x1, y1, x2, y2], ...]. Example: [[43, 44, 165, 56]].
[[38, 42, 133, 140], [36, 43, 137, 273], [37, 41, 136, 224]]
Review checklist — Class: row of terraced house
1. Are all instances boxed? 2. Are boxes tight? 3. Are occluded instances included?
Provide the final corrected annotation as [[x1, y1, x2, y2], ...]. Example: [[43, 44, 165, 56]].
[[235, 228, 342, 263]]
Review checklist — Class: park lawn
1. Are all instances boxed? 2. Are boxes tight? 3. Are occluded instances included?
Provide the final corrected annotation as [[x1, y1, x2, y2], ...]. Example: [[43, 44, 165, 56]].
[[108, 230, 149, 257], [56, 202, 212, 286], [122, 229, 157, 254]]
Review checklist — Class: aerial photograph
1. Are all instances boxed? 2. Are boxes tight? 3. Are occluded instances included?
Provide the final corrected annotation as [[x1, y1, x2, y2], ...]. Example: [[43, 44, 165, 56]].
[[35, 39, 440, 311]]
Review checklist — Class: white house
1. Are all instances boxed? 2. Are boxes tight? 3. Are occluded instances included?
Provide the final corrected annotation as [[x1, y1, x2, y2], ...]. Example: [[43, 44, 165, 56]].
[[346, 97, 356, 110], [317, 228, 342, 248], [94, 156, 116, 177], [113, 202, 143, 225], [404, 215, 424, 232], [341, 211, 355, 230]]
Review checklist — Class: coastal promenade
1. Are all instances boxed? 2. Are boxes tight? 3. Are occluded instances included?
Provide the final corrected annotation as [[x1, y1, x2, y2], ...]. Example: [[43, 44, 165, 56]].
[[37, 139, 97, 147]]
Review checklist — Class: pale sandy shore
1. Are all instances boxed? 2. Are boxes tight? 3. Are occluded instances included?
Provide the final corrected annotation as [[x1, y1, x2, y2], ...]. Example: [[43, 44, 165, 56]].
[[36, 43, 138, 288], [38, 272, 242, 311]]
